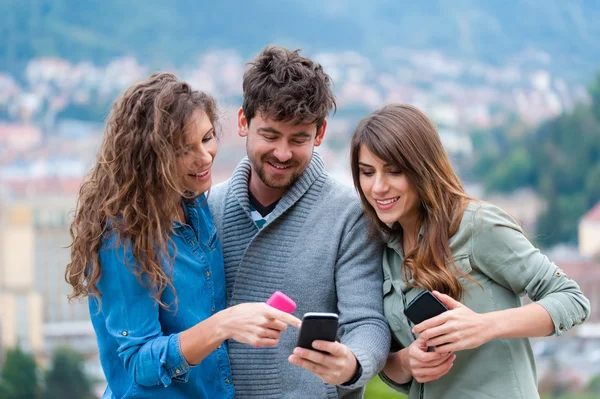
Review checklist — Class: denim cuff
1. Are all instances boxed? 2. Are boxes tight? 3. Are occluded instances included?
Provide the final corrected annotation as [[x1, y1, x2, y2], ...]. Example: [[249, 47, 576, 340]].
[[159, 333, 192, 386]]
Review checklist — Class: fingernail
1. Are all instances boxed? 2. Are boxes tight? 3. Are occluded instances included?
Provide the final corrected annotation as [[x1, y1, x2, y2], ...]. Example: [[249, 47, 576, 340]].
[[294, 348, 303, 356]]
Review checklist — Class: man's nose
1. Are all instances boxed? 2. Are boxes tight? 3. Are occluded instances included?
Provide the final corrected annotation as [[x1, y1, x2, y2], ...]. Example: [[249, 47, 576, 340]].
[[272, 143, 292, 163]]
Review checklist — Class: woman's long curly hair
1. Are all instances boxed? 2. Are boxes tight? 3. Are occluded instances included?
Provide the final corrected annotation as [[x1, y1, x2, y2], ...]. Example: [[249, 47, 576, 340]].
[[66, 72, 218, 309], [351, 104, 475, 300]]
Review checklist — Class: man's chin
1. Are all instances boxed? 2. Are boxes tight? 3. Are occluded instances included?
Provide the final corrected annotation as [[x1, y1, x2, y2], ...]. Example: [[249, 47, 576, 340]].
[[263, 177, 294, 190], [260, 171, 297, 190]]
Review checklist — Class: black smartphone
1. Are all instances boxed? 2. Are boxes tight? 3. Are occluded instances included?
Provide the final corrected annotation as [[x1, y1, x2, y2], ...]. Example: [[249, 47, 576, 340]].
[[403, 290, 448, 325], [296, 312, 338, 352]]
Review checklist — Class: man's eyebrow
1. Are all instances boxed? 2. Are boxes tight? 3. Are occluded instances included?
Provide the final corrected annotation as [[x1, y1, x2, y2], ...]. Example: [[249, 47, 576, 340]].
[[256, 127, 312, 138], [257, 127, 282, 135], [291, 132, 312, 138]]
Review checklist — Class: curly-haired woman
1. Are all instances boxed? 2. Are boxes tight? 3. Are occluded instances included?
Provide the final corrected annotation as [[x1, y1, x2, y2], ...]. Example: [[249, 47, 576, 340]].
[[66, 73, 300, 399]]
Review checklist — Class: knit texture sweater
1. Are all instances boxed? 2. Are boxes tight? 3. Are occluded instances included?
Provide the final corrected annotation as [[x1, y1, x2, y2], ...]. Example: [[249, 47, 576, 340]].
[[208, 153, 390, 399]]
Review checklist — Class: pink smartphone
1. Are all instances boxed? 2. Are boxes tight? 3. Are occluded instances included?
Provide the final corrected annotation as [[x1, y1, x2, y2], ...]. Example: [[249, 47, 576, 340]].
[[266, 291, 296, 313]]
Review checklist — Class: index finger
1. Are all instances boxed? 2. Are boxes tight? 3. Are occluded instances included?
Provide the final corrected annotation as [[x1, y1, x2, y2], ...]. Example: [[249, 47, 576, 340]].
[[265, 307, 302, 328], [412, 312, 449, 334]]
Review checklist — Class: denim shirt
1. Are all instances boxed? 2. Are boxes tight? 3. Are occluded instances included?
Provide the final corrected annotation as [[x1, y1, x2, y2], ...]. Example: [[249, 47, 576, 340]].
[[380, 201, 591, 399], [89, 195, 234, 399]]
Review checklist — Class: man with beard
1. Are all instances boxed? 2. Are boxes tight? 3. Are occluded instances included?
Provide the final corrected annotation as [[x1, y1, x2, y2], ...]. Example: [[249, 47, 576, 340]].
[[208, 46, 390, 398]]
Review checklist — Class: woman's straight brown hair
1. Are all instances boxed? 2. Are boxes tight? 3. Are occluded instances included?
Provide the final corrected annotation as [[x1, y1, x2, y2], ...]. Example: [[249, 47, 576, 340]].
[[351, 104, 476, 300]]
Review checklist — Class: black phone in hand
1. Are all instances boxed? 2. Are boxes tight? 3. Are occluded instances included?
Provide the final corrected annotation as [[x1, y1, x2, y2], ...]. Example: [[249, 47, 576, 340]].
[[296, 312, 338, 352], [403, 290, 448, 325]]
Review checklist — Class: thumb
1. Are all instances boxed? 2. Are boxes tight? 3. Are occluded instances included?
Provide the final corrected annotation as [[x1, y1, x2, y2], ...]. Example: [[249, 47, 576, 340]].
[[432, 290, 463, 310], [413, 337, 428, 351]]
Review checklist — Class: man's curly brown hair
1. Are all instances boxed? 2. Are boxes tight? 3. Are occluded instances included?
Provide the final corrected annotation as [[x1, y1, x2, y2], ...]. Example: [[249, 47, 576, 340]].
[[65, 72, 218, 309], [242, 45, 336, 131]]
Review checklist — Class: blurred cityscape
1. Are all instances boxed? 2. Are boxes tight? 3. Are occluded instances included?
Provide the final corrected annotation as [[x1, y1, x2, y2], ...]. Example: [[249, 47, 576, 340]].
[[2, 2, 600, 398]]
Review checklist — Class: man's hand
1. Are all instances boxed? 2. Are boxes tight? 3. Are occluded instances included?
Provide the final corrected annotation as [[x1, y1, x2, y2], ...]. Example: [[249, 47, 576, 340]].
[[288, 341, 359, 385]]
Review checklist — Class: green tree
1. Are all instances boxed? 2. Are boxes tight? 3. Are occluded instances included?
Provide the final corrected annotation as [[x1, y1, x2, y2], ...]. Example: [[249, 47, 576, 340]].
[[588, 373, 600, 394], [0, 381, 16, 398], [589, 71, 600, 121], [45, 346, 93, 399], [585, 161, 600, 207], [0, 346, 42, 399], [470, 75, 600, 246]]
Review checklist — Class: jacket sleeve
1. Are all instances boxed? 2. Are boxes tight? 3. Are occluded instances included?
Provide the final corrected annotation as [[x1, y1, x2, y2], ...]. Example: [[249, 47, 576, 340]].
[[96, 234, 193, 387], [335, 203, 391, 389], [379, 371, 412, 395], [471, 203, 591, 336]]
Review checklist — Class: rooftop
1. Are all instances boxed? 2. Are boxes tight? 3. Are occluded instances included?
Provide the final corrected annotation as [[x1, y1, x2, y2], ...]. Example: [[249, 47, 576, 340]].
[[582, 201, 600, 222]]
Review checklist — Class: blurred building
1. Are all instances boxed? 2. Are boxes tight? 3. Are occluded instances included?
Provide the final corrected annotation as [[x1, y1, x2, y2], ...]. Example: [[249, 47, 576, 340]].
[[484, 188, 546, 234], [0, 196, 96, 361], [0, 202, 44, 354], [579, 201, 600, 259]]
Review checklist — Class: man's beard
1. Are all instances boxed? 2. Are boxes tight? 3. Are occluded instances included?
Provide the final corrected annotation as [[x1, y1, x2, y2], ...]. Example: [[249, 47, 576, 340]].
[[252, 155, 302, 189]]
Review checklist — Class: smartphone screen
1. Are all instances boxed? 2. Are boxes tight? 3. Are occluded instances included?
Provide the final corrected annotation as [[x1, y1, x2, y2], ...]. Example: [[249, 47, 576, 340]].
[[403, 290, 448, 325], [296, 312, 338, 351]]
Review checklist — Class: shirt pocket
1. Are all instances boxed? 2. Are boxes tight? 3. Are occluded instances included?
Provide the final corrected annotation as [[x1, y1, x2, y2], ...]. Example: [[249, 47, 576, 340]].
[[452, 254, 473, 281], [383, 277, 406, 333], [203, 226, 219, 252]]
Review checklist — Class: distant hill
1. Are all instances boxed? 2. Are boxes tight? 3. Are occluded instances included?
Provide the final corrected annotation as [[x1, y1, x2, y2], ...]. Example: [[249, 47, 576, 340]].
[[2, 0, 600, 82]]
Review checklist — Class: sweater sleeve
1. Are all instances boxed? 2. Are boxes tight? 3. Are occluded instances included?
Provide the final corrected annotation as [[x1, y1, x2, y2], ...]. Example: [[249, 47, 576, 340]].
[[335, 203, 391, 389], [471, 203, 591, 336]]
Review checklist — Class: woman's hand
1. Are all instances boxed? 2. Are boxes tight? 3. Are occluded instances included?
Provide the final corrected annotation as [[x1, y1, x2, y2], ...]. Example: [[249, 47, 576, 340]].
[[392, 337, 455, 383], [217, 303, 301, 347], [412, 291, 494, 353]]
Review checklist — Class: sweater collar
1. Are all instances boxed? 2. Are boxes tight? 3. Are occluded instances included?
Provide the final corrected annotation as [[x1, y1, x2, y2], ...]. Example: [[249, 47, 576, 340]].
[[229, 152, 326, 222]]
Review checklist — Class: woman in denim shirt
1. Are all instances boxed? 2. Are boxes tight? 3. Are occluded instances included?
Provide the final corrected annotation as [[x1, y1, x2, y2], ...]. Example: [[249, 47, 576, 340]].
[[66, 73, 300, 399], [349, 104, 590, 399]]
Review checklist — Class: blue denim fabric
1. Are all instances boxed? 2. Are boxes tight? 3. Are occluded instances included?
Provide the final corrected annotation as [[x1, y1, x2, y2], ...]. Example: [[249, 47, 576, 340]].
[[89, 195, 234, 399]]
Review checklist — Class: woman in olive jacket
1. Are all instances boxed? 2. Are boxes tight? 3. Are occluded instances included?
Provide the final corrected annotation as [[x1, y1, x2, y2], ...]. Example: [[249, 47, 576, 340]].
[[350, 104, 590, 399]]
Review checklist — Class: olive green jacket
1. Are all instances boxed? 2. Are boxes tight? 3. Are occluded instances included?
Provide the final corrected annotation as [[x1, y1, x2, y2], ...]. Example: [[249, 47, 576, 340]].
[[380, 201, 590, 399]]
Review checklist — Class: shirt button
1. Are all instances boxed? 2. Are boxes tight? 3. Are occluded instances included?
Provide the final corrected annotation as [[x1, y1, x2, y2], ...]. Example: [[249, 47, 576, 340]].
[[175, 369, 180, 374], [122, 331, 128, 336], [225, 378, 231, 384], [190, 240, 195, 246], [559, 323, 565, 330], [211, 306, 215, 312], [581, 317, 586, 322], [206, 270, 211, 277]]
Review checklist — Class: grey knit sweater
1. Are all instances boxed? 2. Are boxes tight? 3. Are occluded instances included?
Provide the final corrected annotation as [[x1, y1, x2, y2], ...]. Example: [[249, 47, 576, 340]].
[[208, 153, 390, 399]]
